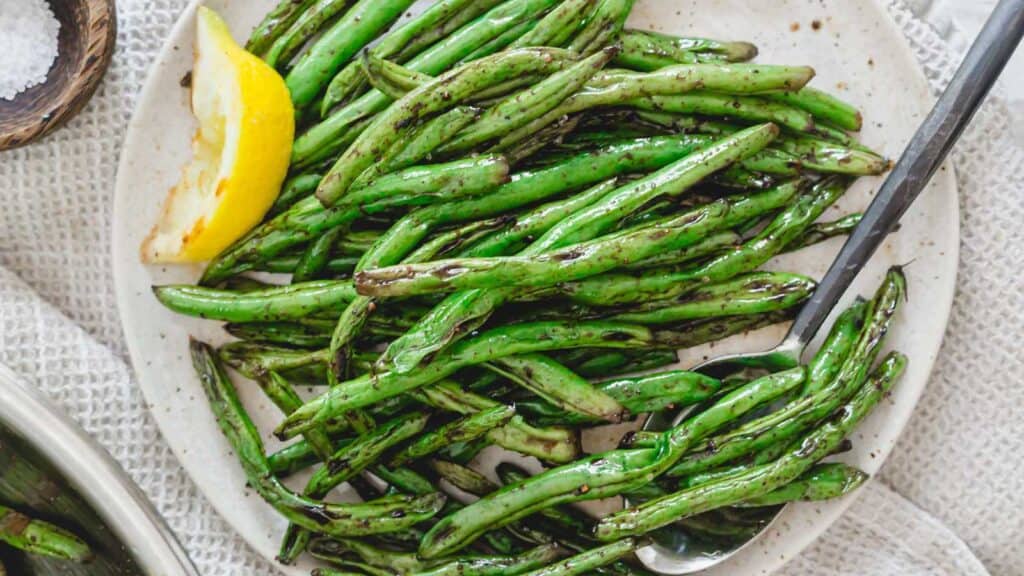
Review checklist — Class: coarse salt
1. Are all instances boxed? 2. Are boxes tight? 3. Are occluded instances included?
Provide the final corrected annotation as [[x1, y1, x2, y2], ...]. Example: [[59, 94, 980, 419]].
[[0, 0, 61, 101]]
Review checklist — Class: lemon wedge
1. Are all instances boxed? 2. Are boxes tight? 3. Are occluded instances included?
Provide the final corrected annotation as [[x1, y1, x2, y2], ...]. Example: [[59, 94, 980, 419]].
[[142, 6, 294, 263]]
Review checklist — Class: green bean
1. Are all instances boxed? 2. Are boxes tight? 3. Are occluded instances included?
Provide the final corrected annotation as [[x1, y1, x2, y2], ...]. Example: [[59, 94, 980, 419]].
[[607, 272, 816, 324], [469, 73, 560, 106], [317, 48, 573, 207], [276, 321, 658, 439], [354, 106, 485, 188], [625, 230, 739, 270], [366, 465, 437, 497], [406, 216, 515, 264], [595, 351, 906, 540], [568, 0, 634, 55], [552, 136, 798, 177], [321, 0, 505, 115], [559, 176, 850, 306], [520, 369, 722, 425], [390, 406, 514, 466], [632, 92, 816, 133], [208, 341, 333, 381], [262, 0, 356, 68], [736, 147, 801, 175], [343, 155, 512, 211], [510, 0, 596, 48], [305, 413, 429, 499], [219, 276, 276, 292], [488, 354, 625, 423], [459, 179, 619, 258], [246, 0, 319, 57], [649, 311, 797, 349], [504, 116, 585, 164], [260, 0, 356, 67], [461, 20, 540, 62], [155, 281, 356, 322], [618, 430, 662, 450], [379, 106, 483, 176], [379, 125, 780, 372], [279, 411, 428, 563], [442, 438, 491, 466], [736, 463, 869, 507], [415, 543, 564, 576], [310, 536, 561, 576], [492, 65, 812, 151], [360, 53, 433, 101], [322, 62, 378, 114], [356, 183, 796, 297], [309, 537, 422, 574], [211, 135, 711, 284], [296, 116, 377, 171], [616, 29, 757, 71], [412, 381, 581, 463], [270, 173, 323, 217], [338, 140, 710, 377], [284, 0, 416, 108], [567, 116, 880, 177], [225, 313, 412, 349], [331, 230, 382, 256], [440, 48, 618, 155], [524, 125, 779, 252], [755, 436, 855, 467], [326, 155, 511, 374], [227, 321, 332, 349], [630, 110, 733, 133], [263, 372, 335, 459], [293, 226, 344, 282], [767, 86, 863, 131], [202, 155, 510, 284], [714, 166, 778, 189], [666, 270, 903, 477], [628, 29, 758, 60], [786, 213, 863, 253], [774, 134, 887, 175], [804, 299, 868, 396], [313, 564, 390, 576], [269, 440, 331, 478], [495, 463, 600, 545], [297, 0, 564, 165], [573, 349, 679, 378], [191, 340, 446, 537], [267, 369, 385, 561], [417, 368, 804, 558], [0, 504, 93, 562], [521, 538, 643, 576], [429, 460, 500, 496]]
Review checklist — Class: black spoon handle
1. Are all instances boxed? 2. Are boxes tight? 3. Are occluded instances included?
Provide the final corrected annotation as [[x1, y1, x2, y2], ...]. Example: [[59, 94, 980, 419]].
[[788, 0, 1024, 347]]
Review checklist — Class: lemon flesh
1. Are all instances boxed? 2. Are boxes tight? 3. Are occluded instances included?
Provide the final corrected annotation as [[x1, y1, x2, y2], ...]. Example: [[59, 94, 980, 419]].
[[142, 6, 294, 263]]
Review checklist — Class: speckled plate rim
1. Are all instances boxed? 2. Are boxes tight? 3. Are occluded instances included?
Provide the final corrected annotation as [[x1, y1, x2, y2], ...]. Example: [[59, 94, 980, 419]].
[[112, 1, 959, 574]]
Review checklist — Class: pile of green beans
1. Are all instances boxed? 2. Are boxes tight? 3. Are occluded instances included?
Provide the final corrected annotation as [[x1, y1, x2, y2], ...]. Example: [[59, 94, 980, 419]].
[[158, 1, 913, 572]]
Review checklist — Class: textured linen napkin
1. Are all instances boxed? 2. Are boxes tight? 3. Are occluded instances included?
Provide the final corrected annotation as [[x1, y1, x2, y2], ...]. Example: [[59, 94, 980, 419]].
[[0, 1, 1020, 574]]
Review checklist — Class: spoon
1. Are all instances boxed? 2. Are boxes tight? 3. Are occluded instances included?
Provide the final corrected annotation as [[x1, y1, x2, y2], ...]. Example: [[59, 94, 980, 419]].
[[638, 0, 1024, 573]]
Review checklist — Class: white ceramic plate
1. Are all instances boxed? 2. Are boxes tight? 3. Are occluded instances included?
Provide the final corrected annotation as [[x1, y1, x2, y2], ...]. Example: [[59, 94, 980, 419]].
[[113, 1, 959, 574]]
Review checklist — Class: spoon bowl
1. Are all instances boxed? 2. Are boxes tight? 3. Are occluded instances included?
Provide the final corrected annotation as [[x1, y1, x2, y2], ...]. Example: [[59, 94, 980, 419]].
[[0, 0, 116, 151]]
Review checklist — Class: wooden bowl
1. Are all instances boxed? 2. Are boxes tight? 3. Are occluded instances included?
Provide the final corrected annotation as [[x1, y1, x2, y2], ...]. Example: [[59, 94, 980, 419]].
[[0, 0, 116, 151]]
